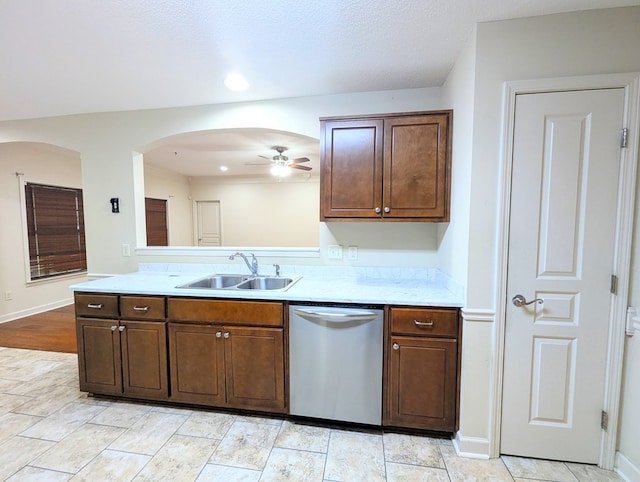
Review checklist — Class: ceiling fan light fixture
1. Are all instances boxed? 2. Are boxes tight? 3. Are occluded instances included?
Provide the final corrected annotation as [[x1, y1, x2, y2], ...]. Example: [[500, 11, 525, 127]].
[[224, 73, 249, 91], [270, 164, 291, 177]]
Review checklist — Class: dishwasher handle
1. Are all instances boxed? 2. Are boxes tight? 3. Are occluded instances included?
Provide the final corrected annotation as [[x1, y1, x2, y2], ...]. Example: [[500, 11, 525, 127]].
[[293, 307, 379, 324]]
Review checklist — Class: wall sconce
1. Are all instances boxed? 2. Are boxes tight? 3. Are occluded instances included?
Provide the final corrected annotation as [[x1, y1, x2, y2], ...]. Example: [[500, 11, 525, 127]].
[[110, 197, 120, 213]]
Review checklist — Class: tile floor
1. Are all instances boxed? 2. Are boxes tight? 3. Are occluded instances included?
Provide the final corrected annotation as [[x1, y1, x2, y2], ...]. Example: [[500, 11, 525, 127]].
[[0, 347, 625, 481]]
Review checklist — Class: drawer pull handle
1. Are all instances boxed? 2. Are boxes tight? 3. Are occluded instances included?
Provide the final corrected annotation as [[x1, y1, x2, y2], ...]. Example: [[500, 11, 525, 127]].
[[414, 319, 434, 327], [393, 343, 399, 351], [87, 303, 104, 309], [133, 306, 149, 312]]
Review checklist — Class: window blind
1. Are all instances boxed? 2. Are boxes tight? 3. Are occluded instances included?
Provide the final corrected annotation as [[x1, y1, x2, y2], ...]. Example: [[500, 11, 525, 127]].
[[25, 183, 87, 280]]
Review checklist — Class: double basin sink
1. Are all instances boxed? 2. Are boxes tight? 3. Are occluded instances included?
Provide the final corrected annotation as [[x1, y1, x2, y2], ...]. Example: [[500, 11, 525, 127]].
[[177, 274, 301, 292]]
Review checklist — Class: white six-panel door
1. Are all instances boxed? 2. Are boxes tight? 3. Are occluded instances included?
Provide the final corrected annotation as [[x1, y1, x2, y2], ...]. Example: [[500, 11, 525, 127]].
[[501, 88, 625, 463]]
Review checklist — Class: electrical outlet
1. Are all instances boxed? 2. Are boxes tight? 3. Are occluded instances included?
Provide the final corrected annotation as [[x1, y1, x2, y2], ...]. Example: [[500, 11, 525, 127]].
[[4, 291, 12, 301], [121, 244, 131, 257], [328, 244, 343, 259], [347, 246, 358, 260]]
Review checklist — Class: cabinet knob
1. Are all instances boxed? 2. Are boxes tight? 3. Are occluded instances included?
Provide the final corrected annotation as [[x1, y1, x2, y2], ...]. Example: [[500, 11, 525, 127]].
[[118, 326, 125, 332], [224, 332, 230, 339], [384, 206, 390, 213], [393, 343, 399, 351], [216, 331, 222, 338], [111, 325, 117, 331], [375, 207, 381, 214]]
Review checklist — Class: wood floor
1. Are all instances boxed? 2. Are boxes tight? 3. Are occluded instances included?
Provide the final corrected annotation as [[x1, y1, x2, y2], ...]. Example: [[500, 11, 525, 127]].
[[0, 305, 76, 353]]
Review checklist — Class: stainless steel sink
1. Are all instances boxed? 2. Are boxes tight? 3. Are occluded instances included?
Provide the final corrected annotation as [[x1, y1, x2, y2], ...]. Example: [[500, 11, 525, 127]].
[[177, 274, 249, 289], [177, 274, 301, 291], [235, 277, 295, 291]]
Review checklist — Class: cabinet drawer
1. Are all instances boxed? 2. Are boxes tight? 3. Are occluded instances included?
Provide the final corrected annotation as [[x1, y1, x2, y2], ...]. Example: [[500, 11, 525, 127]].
[[168, 298, 283, 327], [390, 308, 458, 337], [120, 296, 166, 320], [75, 293, 118, 318]]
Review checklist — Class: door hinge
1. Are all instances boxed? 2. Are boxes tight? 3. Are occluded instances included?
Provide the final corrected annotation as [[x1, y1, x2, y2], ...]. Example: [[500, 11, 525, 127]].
[[620, 128, 628, 148], [601, 410, 609, 431], [611, 275, 618, 295]]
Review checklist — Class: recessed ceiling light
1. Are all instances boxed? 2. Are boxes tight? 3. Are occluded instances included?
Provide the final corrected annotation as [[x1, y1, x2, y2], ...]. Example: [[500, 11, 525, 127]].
[[224, 73, 249, 92], [219, 165, 228, 172]]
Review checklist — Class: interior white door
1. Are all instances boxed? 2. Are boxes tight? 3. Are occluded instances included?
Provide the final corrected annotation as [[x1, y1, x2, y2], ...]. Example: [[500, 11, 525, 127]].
[[501, 88, 625, 463], [196, 200, 221, 246]]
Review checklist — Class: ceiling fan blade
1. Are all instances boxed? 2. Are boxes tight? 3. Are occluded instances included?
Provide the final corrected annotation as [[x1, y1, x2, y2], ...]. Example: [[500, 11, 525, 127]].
[[245, 161, 272, 166], [292, 157, 310, 163], [258, 155, 272, 160], [291, 164, 312, 171]]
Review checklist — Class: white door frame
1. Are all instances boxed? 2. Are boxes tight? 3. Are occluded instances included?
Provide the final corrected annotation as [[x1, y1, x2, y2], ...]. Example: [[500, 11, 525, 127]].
[[492, 73, 640, 468]]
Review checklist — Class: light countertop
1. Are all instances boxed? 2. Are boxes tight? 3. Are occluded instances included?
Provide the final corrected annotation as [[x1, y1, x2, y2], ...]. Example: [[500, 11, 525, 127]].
[[70, 264, 464, 308]]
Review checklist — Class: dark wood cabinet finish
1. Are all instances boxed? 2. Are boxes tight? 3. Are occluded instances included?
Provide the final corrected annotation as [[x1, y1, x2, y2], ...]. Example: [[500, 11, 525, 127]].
[[75, 293, 168, 400], [320, 111, 451, 221], [167, 298, 286, 413], [385, 307, 460, 432]]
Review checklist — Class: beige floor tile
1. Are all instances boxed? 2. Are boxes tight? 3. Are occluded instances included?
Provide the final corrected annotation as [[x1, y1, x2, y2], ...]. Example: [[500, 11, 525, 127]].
[[210, 420, 281, 470], [108, 411, 189, 455], [90, 402, 153, 428], [0, 393, 33, 415], [565, 462, 624, 481], [196, 463, 261, 481], [0, 411, 41, 443], [31, 423, 125, 473], [20, 401, 106, 441], [236, 413, 285, 426], [324, 429, 386, 482], [275, 420, 331, 453], [11, 384, 84, 417], [386, 461, 451, 481], [502, 456, 578, 481], [441, 445, 514, 482], [260, 447, 326, 482], [5, 466, 73, 481], [71, 449, 150, 481], [134, 434, 218, 481], [383, 432, 445, 468], [177, 411, 236, 439], [0, 436, 55, 480]]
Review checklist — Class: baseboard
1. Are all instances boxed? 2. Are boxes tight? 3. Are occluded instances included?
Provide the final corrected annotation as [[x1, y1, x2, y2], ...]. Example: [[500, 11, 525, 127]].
[[0, 298, 73, 324], [616, 452, 640, 482], [453, 431, 491, 459]]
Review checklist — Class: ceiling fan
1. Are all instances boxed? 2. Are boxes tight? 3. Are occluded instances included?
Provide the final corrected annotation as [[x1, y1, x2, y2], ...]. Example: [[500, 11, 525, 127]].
[[246, 146, 312, 176]]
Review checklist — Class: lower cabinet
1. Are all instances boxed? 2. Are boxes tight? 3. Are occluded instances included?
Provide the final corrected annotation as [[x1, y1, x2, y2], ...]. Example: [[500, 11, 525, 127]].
[[76, 318, 168, 400], [167, 298, 286, 413], [385, 307, 460, 432]]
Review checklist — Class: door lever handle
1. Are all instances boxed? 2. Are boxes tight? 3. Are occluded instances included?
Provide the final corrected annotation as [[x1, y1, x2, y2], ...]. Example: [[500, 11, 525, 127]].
[[512, 294, 544, 307]]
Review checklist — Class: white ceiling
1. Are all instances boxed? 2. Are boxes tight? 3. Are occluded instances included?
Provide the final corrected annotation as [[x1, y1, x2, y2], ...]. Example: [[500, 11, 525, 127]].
[[2, 0, 638, 177]]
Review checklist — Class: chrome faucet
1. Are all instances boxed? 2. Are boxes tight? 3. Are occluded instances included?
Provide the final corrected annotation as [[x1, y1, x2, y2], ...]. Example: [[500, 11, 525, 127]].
[[229, 252, 259, 276]]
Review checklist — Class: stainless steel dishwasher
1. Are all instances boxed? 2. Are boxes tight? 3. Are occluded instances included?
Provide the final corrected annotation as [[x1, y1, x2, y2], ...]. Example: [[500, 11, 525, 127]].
[[289, 304, 383, 426]]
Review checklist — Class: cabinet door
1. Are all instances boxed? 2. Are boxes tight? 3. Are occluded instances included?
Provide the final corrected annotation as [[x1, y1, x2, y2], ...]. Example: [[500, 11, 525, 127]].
[[224, 326, 285, 412], [168, 323, 225, 406], [383, 114, 450, 220], [320, 119, 384, 219], [76, 318, 122, 395], [387, 336, 457, 431], [120, 321, 168, 400]]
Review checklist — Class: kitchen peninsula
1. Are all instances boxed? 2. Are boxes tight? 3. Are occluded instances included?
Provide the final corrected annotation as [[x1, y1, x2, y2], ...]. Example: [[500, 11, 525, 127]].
[[71, 263, 463, 434]]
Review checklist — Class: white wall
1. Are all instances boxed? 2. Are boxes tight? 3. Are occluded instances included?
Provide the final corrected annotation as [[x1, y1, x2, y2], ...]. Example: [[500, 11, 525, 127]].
[[143, 164, 193, 246], [459, 5, 640, 470], [0, 142, 87, 321]]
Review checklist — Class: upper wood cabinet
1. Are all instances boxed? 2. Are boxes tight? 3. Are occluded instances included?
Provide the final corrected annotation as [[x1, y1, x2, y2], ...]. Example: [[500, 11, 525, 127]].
[[320, 111, 452, 221]]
